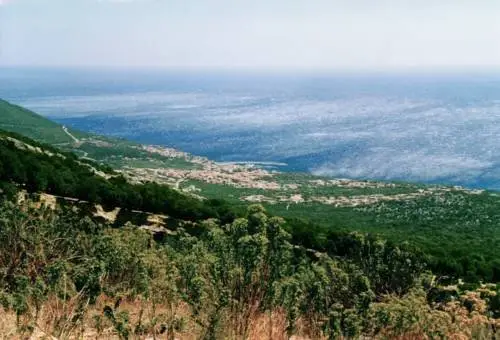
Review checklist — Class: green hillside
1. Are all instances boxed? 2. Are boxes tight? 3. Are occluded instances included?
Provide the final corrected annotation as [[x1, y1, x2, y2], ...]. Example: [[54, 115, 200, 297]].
[[0, 99, 85, 144], [0, 99, 200, 169], [0, 129, 234, 222]]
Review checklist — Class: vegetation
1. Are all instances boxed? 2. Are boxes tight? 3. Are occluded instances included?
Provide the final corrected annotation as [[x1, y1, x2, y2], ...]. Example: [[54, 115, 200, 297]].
[[2, 99, 500, 337], [1, 200, 499, 339], [2, 124, 500, 282], [180, 177, 500, 283], [0, 99, 86, 144], [0, 131, 236, 224], [0, 99, 201, 170], [272, 191, 500, 283]]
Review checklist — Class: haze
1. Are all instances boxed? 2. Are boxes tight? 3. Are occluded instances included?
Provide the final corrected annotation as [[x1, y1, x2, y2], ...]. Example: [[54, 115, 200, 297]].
[[1, 0, 500, 71]]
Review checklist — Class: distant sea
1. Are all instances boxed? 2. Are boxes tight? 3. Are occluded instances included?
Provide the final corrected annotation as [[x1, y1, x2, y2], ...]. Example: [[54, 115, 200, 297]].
[[2, 67, 500, 189]]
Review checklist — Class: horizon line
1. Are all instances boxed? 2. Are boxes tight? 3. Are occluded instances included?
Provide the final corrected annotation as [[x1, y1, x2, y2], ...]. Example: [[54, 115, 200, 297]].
[[2, 64, 500, 76]]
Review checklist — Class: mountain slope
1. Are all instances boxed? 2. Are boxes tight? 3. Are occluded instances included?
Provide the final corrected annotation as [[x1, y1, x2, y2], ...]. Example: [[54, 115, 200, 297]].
[[0, 129, 236, 223], [0, 99, 86, 144], [0, 99, 200, 169]]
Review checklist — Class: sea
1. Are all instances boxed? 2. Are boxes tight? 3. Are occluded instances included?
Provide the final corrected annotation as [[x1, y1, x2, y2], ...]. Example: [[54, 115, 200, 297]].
[[2, 67, 500, 189]]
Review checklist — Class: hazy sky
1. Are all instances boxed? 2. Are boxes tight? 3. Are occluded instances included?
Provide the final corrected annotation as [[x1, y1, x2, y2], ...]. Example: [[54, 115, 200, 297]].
[[1, 0, 500, 70]]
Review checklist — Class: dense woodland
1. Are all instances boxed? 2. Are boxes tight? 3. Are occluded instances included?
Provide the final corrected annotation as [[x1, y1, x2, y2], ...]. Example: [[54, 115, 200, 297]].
[[1, 130, 500, 337]]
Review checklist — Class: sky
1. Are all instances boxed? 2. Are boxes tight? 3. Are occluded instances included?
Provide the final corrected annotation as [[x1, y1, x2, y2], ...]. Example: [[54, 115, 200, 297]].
[[1, 0, 500, 71]]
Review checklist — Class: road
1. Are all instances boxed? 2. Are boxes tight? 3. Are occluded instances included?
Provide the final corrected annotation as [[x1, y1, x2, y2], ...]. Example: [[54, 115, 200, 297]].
[[62, 125, 79, 144]]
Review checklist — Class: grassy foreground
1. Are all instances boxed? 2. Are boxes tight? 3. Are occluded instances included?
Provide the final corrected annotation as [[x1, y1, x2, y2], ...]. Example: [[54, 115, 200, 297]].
[[0, 200, 499, 339]]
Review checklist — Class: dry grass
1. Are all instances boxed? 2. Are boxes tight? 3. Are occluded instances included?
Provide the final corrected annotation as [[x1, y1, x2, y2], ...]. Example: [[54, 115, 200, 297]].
[[0, 297, 316, 340], [1, 291, 499, 339], [247, 310, 288, 340], [0, 295, 193, 340]]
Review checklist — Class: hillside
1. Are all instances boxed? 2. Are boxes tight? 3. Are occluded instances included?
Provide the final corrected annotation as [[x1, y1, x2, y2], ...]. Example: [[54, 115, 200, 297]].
[[0, 99, 200, 169], [1, 99, 500, 282], [0, 129, 239, 224], [1, 101, 500, 337], [0, 99, 86, 144], [0, 127, 499, 339]]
